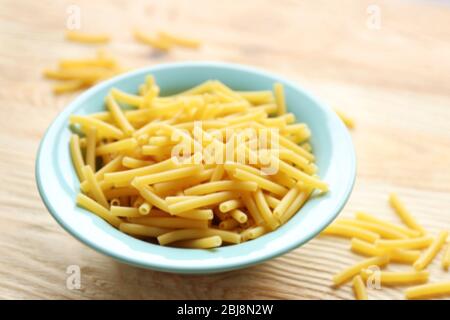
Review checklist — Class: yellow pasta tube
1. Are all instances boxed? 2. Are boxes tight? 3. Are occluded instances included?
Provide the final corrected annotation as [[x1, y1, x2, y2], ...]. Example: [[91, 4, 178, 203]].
[[253, 189, 280, 230], [133, 165, 202, 186], [355, 211, 421, 238], [132, 182, 169, 212], [360, 270, 429, 286], [350, 238, 421, 264], [264, 194, 281, 210], [157, 228, 241, 245], [158, 31, 201, 48], [138, 202, 152, 215], [184, 180, 258, 195], [376, 237, 433, 250], [53, 80, 85, 94], [219, 199, 244, 213], [110, 198, 120, 206], [279, 189, 312, 224], [273, 83, 286, 116], [104, 157, 179, 185], [405, 282, 450, 299], [119, 223, 170, 237], [335, 218, 408, 239], [414, 231, 448, 271], [389, 193, 426, 235], [85, 126, 97, 171], [110, 206, 141, 217], [128, 216, 208, 229], [241, 193, 264, 225], [174, 236, 222, 249], [70, 115, 124, 139], [232, 169, 287, 196], [106, 94, 135, 136], [173, 209, 214, 221], [69, 134, 85, 181], [219, 218, 239, 230], [442, 244, 450, 270], [82, 165, 108, 208], [334, 108, 355, 129], [241, 226, 267, 241], [277, 158, 328, 192], [134, 30, 172, 51], [333, 255, 390, 287], [76, 193, 121, 228], [65, 30, 110, 44], [278, 149, 317, 175], [210, 164, 225, 182], [273, 186, 300, 219], [111, 88, 144, 107], [237, 90, 274, 105], [122, 156, 154, 169], [95, 138, 138, 155], [322, 224, 380, 243], [168, 191, 236, 214], [230, 209, 248, 223], [352, 275, 368, 300]]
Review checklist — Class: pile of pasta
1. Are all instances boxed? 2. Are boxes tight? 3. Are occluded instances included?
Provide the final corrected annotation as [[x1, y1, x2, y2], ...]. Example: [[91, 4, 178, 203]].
[[69, 77, 328, 249], [43, 49, 124, 94], [321, 193, 450, 300]]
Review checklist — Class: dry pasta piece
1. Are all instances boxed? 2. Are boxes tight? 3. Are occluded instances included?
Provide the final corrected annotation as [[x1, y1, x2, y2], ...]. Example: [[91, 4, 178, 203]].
[[157, 228, 241, 245], [122, 157, 154, 169], [355, 211, 421, 238], [322, 224, 380, 243], [241, 193, 264, 225], [273, 83, 286, 116], [279, 189, 312, 224], [69, 134, 85, 181], [232, 169, 287, 197], [350, 238, 421, 264], [334, 108, 355, 129], [230, 209, 248, 224], [413, 231, 448, 271], [128, 216, 208, 229], [158, 31, 201, 48], [106, 94, 135, 136], [376, 236, 433, 250], [332, 255, 390, 287], [335, 218, 408, 239], [76, 193, 121, 228], [219, 199, 244, 213], [405, 282, 450, 299], [133, 165, 202, 186], [85, 126, 97, 171], [253, 189, 280, 230], [168, 191, 236, 214], [110, 206, 141, 218], [241, 226, 267, 241], [442, 244, 450, 270], [360, 270, 429, 286], [53, 80, 85, 94], [273, 186, 300, 219], [173, 209, 214, 221], [132, 183, 169, 212], [70, 115, 124, 139], [389, 193, 426, 235], [95, 138, 138, 155], [138, 202, 152, 215], [210, 164, 225, 182], [134, 30, 172, 51], [219, 218, 239, 230], [82, 165, 108, 208], [65, 30, 110, 44], [111, 88, 143, 107], [352, 275, 368, 300], [119, 223, 170, 237], [184, 180, 258, 195], [175, 236, 222, 249]]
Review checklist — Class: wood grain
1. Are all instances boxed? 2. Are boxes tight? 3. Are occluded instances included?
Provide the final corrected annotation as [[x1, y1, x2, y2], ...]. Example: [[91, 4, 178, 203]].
[[0, 0, 449, 299]]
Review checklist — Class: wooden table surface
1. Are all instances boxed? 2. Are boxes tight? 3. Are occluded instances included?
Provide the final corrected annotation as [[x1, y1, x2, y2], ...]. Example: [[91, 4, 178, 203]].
[[1, 0, 449, 300]]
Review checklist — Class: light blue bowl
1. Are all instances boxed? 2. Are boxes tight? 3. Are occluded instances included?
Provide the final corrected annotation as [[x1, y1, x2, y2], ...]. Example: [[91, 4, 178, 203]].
[[36, 61, 356, 274]]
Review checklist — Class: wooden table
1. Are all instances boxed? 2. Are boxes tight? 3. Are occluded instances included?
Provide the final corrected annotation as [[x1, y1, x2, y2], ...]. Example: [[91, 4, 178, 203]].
[[1, 0, 449, 300]]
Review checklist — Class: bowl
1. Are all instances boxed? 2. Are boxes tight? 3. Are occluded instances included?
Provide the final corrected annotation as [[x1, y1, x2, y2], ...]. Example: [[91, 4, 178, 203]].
[[36, 61, 356, 274]]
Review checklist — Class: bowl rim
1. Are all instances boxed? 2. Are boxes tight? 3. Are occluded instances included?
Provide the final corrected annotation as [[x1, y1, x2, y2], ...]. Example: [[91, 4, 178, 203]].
[[35, 61, 356, 273]]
